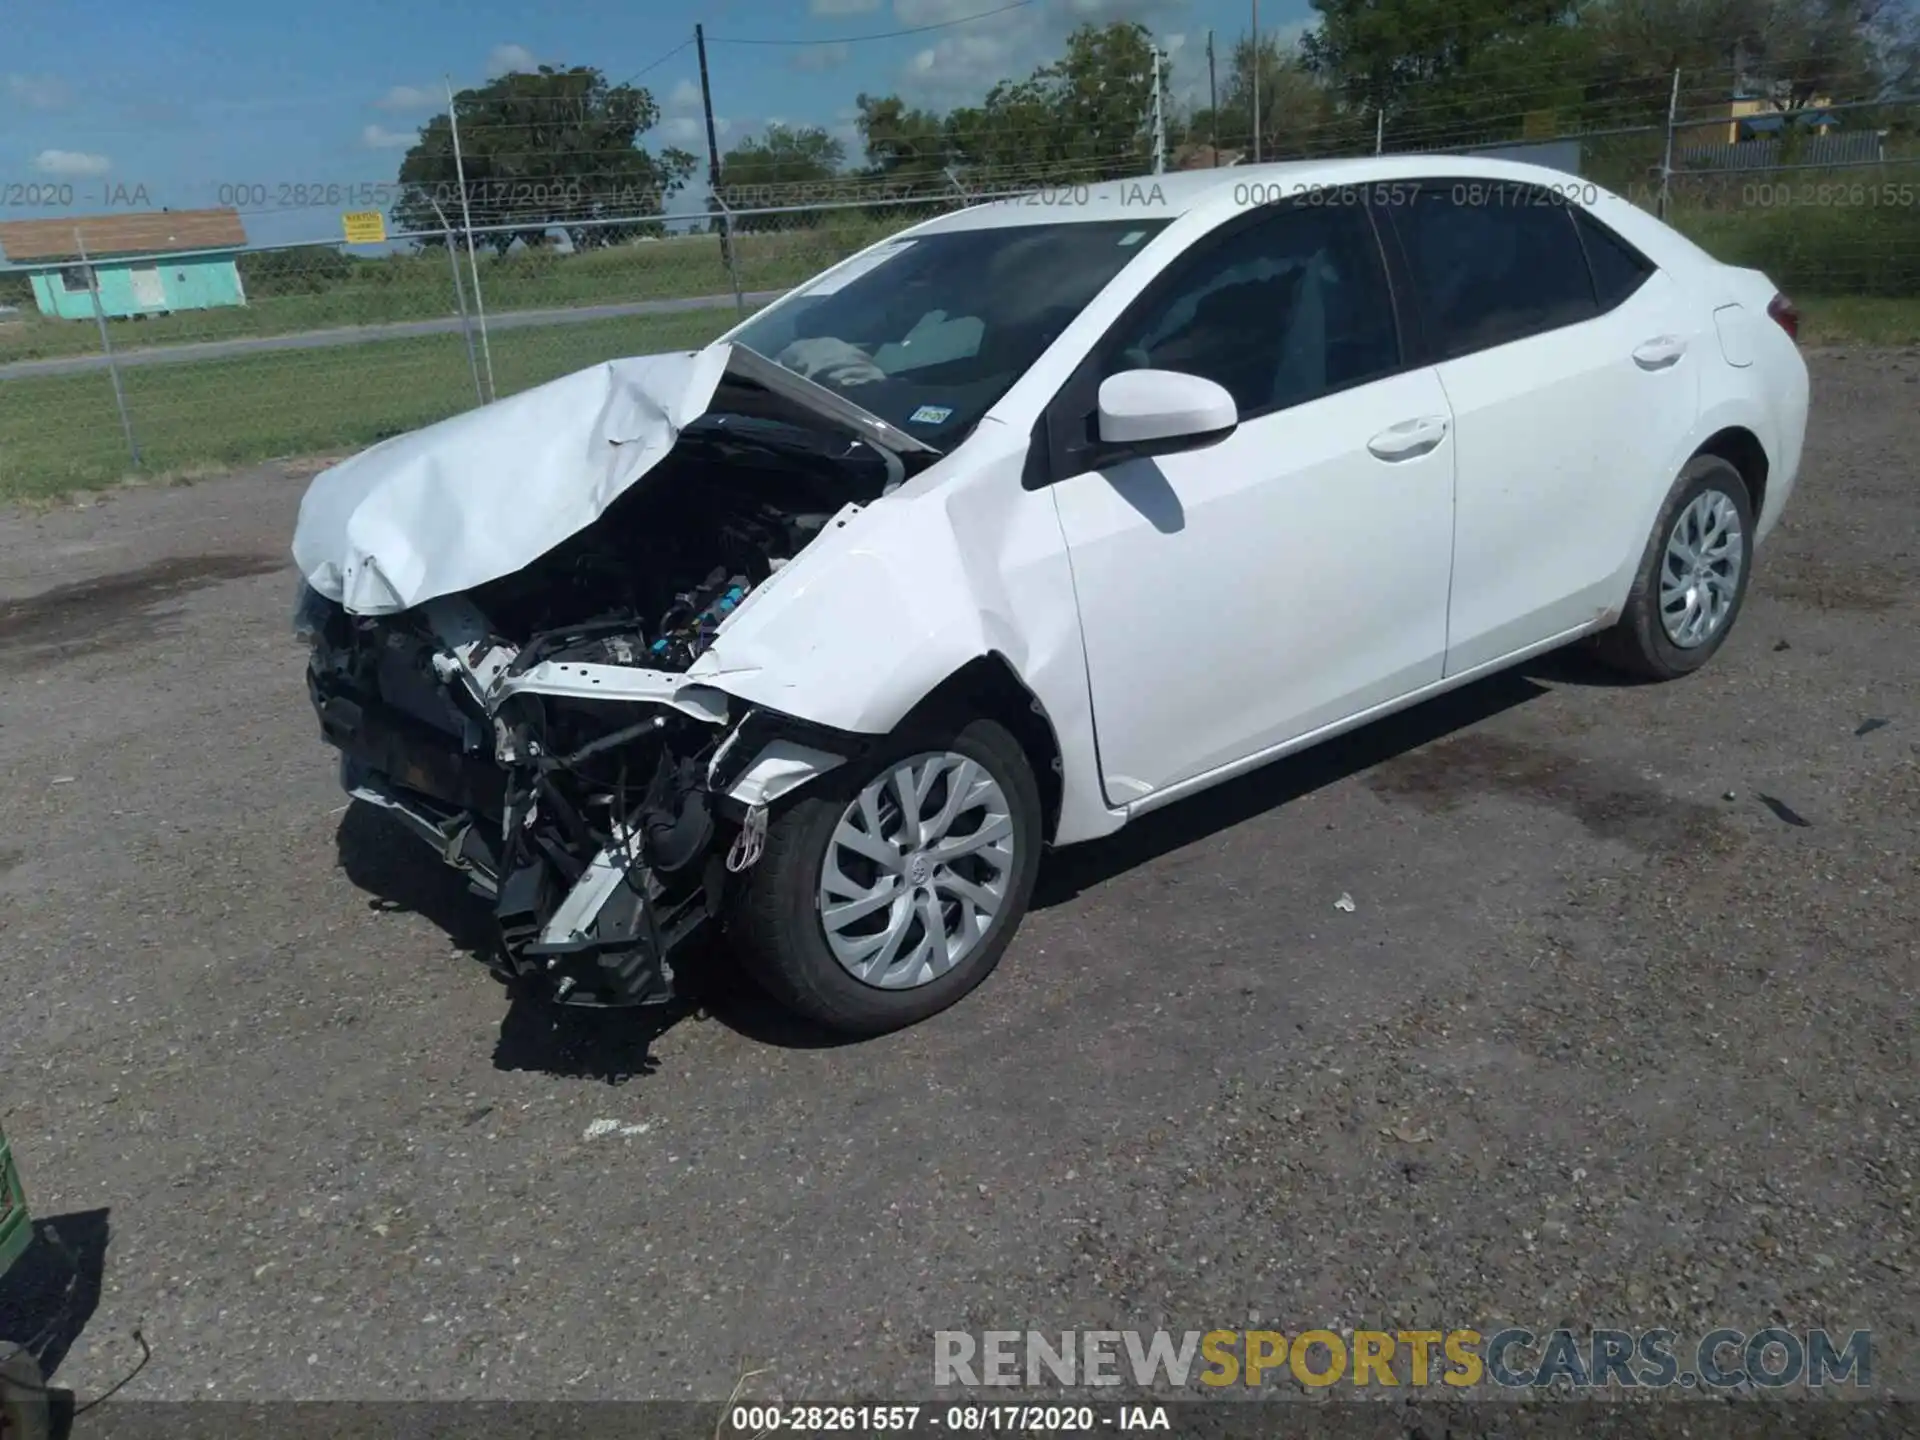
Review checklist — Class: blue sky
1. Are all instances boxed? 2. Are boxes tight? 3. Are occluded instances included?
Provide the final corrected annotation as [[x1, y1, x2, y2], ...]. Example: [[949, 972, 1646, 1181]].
[[1, 0, 1315, 247]]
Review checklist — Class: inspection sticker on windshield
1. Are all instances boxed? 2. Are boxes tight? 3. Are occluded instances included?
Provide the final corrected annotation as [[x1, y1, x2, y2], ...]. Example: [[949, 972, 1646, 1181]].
[[800, 240, 916, 296], [909, 405, 954, 425], [1118, 230, 1147, 246]]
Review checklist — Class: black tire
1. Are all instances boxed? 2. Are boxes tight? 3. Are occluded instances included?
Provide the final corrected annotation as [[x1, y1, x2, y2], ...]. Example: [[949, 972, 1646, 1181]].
[[725, 717, 1043, 1037], [1594, 454, 1756, 681]]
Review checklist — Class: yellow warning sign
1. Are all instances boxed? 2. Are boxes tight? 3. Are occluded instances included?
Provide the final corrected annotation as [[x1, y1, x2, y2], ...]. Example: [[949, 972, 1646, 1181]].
[[341, 211, 387, 245]]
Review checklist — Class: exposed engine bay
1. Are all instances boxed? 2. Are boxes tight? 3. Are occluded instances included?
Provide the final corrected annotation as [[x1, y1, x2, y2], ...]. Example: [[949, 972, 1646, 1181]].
[[300, 415, 902, 1008]]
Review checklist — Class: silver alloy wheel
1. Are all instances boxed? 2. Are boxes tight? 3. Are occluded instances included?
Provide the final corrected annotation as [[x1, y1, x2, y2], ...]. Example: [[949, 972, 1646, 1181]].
[[817, 750, 1016, 990], [1660, 488, 1745, 649]]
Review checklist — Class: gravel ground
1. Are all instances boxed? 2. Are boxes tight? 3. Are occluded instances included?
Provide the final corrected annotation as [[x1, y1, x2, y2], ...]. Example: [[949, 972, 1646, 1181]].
[[0, 349, 1915, 1406]]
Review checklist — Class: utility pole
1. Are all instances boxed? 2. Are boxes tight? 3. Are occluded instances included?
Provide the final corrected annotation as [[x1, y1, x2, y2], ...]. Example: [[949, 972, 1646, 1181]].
[[696, 24, 734, 275], [1375, 106, 1385, 155], [1150, 45, 1166, 175], [1250, 0, 1261, 164], [1206, 31, 1218, 155]]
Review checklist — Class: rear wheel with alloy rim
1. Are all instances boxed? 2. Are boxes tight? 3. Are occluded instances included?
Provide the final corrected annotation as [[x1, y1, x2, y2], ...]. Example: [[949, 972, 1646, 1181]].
[[1595, 454, 1756, 681], [727, 717, 1042, 1036]]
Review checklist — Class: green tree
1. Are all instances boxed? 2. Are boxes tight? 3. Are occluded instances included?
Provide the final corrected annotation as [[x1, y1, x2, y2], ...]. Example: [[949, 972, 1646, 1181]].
[[951, 21, 1174, 182], [1300, 0, 1591, 146], [718, 124, 846, 228], [853, 93, 956, 195], [393, 64, 696, 253], [1185, 31, 1343, 160], [1581, 0, 1891, 134]]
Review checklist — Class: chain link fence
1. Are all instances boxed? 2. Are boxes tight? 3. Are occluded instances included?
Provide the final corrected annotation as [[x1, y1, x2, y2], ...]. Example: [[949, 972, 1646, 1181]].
[[2, 77, 1915, 501]]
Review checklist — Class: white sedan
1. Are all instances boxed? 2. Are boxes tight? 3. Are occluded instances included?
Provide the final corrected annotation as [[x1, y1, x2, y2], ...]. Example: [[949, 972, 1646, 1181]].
[[292, 154, 1808, 1036]]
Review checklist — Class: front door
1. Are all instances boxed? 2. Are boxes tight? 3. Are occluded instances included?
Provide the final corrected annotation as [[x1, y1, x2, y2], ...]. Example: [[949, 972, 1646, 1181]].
[[1045, 199, 1458, 805], [128, 264, 166, 312]]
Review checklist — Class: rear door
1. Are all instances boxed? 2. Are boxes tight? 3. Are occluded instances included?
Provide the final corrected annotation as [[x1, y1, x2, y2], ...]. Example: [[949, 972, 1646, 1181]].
[[1379, 181, 1697, 675]]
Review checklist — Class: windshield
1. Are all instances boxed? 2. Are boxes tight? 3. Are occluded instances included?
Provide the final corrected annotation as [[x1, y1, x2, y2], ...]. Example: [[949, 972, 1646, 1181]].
[[729, 218, 1171, 447]]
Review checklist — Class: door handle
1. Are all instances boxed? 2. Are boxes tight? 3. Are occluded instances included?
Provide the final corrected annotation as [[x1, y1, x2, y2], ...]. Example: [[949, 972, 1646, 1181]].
[[1633, 335, 1687, 369], [1367, 415, 1449, 462]]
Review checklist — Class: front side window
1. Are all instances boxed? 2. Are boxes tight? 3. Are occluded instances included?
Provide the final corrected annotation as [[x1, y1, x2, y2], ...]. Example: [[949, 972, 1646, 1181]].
[[1102, 201, 1400, 417], [729, 218, 1170, 446], [1391, 186, 1598, 358]]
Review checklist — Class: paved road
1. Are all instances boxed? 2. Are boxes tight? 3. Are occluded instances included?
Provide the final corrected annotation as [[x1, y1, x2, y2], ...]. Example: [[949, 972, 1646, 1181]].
[[1, 350, 1916, 1405], [0, 289, 785, 381]]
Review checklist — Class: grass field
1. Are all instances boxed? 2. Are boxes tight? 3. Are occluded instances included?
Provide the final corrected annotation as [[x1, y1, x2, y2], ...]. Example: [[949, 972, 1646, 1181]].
[[0, 216, 909, 366], [0, 308, 739, 501]]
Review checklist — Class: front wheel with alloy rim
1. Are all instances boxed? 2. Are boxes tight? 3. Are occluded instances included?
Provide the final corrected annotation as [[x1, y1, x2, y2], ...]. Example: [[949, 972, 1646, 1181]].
[[1595, 454, 1756, 681], [725, 717, 1043, 1036]]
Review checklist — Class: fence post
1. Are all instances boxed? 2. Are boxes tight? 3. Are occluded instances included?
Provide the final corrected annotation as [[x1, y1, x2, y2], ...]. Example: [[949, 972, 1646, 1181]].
[[1659, 67, 1681, 219], [432, 199, 485, 408], [716, 200, 746, 320], [1150, 45, 1166, 175], [75, 229, 140, 467], [446, 77, 497, 403], [1250, 0, 1261, 164]]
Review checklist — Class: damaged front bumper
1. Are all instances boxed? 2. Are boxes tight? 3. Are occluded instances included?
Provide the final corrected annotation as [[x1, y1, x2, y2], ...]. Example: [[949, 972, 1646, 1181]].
[[301, 585, 852, 1008]]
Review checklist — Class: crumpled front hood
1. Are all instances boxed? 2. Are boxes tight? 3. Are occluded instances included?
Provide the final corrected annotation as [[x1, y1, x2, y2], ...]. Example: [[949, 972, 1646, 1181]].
[[292, 346, 731, 615], [291, 340, 939, 618]]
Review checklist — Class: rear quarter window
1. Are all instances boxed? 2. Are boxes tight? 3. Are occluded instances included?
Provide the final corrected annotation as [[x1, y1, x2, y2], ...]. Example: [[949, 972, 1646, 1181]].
[[1574, 208, 1657, 311]]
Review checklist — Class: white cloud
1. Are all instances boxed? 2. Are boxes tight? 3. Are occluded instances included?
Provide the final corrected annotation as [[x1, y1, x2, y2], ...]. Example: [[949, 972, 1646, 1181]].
[[374, 84, 436, 111], [6, 73, 71, 110], [487, 43, 538, 75], [792, 43, 851, 73], [812, 0, 881, 13], [903, 29, 1028, 100], [32, 148, 110, 176], [361, 123, 415, 149], [662, 114, 733, 145], [895, 0, 1004, 22], [666, 78, 703, 112], [894, 0, 1195, 104]]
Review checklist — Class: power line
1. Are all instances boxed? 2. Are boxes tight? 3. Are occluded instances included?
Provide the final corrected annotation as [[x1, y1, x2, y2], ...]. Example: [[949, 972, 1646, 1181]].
[[612, 36, 696, 89], [707, 0, 1032, 48]]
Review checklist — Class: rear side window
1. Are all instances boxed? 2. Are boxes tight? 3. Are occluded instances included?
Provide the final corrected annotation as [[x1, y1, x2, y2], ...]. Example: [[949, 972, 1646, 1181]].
[[1390, 185, 1598, 358], [1574, 208, 1656, 310]]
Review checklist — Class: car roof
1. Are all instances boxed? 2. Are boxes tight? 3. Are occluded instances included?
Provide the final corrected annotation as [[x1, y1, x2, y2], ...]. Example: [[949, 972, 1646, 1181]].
[[911, 153, 1601, 235]]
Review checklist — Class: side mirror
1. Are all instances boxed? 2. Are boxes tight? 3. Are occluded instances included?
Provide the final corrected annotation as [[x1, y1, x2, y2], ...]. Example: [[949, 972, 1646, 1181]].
[[1096, 369, 1239, 454]]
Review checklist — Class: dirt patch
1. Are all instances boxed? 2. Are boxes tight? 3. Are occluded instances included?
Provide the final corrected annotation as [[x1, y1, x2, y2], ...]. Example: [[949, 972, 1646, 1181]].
[[1762, 554, 1906, 613], [0, 552, 287, 668], [1367, 731, 1730, 854]]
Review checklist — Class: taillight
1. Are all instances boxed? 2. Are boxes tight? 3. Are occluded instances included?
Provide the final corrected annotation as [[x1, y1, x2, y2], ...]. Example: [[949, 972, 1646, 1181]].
[[1767, 292, 1800, 342]]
